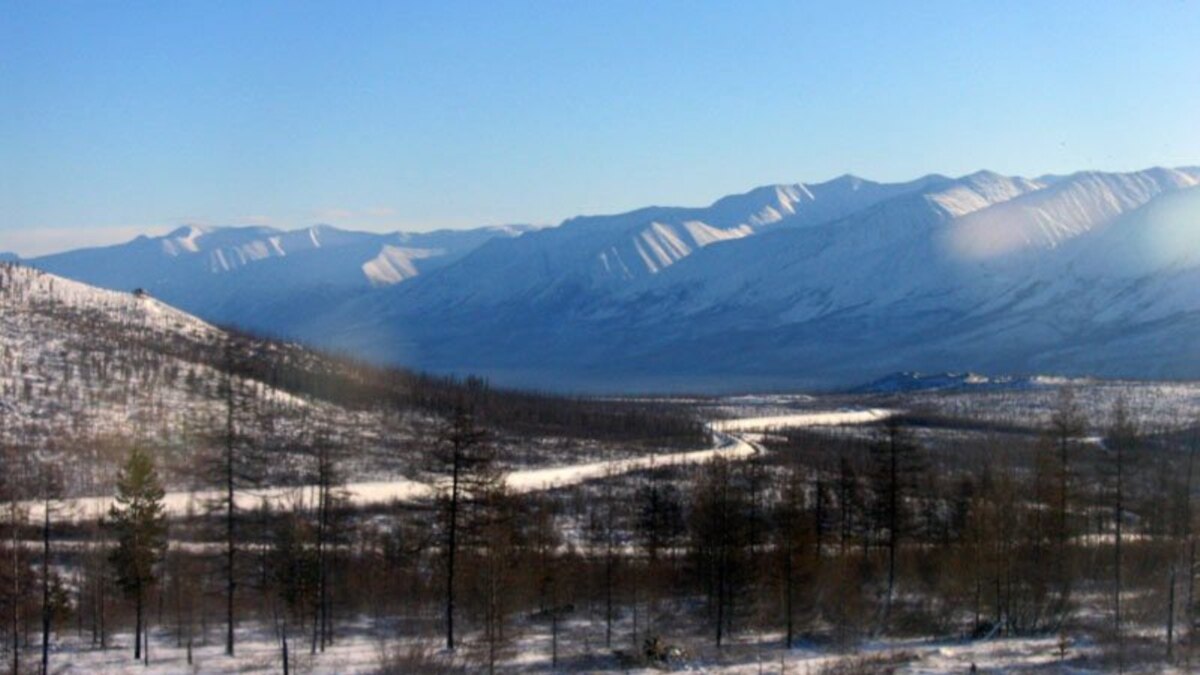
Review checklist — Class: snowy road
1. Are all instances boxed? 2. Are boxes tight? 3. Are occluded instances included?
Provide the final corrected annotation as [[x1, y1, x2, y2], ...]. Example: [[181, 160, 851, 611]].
[[31, 408, 887, 523], [711, 408, 893, 432]]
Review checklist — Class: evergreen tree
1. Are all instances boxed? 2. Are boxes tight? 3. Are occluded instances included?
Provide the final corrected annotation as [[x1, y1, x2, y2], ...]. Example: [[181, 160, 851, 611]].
[[108, 446, 168, 662]]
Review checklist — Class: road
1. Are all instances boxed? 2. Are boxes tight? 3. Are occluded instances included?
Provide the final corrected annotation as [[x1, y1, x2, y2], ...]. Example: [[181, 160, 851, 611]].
[[29, 408, 888, 523]]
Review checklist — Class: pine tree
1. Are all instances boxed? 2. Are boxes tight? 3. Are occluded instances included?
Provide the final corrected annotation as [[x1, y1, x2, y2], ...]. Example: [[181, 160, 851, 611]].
[[108, 446, 168, 662]]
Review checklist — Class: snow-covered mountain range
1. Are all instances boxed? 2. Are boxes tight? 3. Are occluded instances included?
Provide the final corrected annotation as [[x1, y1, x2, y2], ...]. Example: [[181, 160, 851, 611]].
[[14, 167, 1200, 392], [24, 223, 534, 329]]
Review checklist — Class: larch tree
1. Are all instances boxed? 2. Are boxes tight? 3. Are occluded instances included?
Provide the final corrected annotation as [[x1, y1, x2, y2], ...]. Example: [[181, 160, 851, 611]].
[[870, 416, 924, 627], [203, 337, 265, 658], [432, 402, 498, 651], [36, 461, 62, 675], [1047, 387, 1086, 621], [1105, 398, 1138, 659]]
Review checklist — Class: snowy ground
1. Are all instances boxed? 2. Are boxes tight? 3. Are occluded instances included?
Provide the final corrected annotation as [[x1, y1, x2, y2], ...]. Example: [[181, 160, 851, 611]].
[[43, 622, 1184, 674], [33, 426, 766, 524], [711, 409, 894, 433], [884, 379, 1200, 431]]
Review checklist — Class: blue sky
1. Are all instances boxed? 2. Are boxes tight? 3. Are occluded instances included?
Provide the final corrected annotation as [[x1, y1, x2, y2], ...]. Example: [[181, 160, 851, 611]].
[[2, 1, 1198, 255]]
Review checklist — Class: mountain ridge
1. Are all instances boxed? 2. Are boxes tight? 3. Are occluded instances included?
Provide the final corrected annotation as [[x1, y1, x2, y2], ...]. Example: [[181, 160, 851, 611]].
[[16, 166, 1200, 393]]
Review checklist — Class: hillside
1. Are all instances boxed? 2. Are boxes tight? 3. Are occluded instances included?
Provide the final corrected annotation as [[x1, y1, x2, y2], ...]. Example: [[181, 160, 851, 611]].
[[0, 263, 704, 498]]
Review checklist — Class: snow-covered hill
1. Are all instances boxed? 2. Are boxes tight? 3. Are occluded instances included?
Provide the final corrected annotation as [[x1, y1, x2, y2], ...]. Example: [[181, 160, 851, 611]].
[[0, 263, 446, 497], [27, 223, 533, 330], [23, 167, 1200, 392], [0, 264, 706, 503]]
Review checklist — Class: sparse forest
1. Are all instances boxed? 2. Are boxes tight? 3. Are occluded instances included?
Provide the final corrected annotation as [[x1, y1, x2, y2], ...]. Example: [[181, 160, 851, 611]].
[[4, 262, 1200, 673]]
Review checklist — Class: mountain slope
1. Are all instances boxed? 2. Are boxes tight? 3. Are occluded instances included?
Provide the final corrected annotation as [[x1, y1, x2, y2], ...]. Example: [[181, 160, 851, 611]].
[[0, 264, 706, 500], [28, 223, 532, 332], [301, 167, 1200, 391], [23, 167, 1200, 393], [0, 261, 309, 494], [383, 173, 945, 312]]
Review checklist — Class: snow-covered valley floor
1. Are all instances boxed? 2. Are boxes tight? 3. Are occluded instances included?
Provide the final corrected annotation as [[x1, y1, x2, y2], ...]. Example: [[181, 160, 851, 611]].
[[43, 620, 1185, 674], [35, 410, 830, 524]]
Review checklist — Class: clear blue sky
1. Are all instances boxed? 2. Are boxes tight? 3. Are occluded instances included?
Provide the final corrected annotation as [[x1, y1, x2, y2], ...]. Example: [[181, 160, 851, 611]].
[[2, 1, 1198, 255]]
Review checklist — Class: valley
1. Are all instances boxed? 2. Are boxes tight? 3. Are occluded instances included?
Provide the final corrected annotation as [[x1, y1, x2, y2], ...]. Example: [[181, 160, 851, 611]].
[[5, 263, 1200, 672], [6, 4, 1197, 672]]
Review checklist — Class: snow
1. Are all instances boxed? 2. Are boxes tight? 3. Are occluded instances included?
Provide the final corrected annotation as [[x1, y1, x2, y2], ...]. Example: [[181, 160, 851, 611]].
[[27, 405, 891, 524], [26, 223, 530, 334], [294, 167, 1200, 393], [32, 429, 754, 523], [25, 167, 1200, 395], [161, 225, 206, 256], [712, 409, 894, 432], [503, 431, 756, 493], [40, 624, 1169, 673], [900, 378, 1200, 431], [360, 245, 440, 286], [0, 263, 217, 339]]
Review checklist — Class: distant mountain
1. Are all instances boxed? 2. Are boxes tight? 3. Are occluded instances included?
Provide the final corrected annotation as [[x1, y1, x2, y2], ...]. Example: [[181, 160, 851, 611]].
[[29, 223, 533, 330], [0, 252, 18, 263], [383, 174, 946, 311], [27, 167, 1200, 393]]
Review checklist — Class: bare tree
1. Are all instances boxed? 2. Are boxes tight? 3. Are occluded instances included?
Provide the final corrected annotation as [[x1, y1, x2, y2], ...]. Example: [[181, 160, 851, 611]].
[[871, 417, 924, 627], [432, 403, 498, 651], [36, 462, 62, 675], [689, 457, 748, 647], [1105, 399, 1137, 660], [1048, 387, 1086, 622]]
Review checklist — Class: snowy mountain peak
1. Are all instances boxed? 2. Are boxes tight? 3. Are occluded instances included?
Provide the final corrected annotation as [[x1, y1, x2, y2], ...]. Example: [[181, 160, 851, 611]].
[[705, 183, 816, 228], [822, 173, 867, 188], [927, 172, 1041, 219], [161, 224, 210, 256], [165, 224, 210, 239], [27, 222, 531, 331], [25, 165, 1200, 392], [943, 167, 1199, 260]]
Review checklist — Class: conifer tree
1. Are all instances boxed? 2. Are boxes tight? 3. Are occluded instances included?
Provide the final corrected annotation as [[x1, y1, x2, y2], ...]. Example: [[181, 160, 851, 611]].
[[108, 446, 168, 662]]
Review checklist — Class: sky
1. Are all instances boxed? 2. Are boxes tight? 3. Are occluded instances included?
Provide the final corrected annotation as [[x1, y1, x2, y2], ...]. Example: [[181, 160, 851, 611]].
[[2, 1, 1199, 256]]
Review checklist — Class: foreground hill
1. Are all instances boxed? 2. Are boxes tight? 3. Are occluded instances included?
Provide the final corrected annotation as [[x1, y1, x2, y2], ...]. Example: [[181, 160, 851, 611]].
[[0, 264, 703, 497]]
